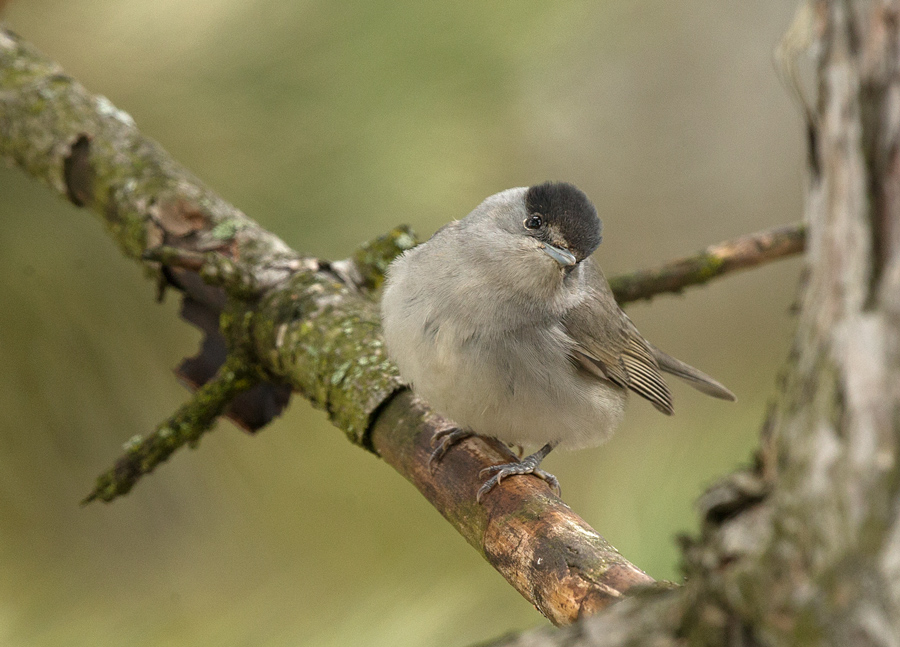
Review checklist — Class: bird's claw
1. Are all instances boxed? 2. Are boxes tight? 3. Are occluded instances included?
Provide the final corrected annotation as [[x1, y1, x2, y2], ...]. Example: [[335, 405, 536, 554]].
[[476, 461, 561, 502], [428, 428, 474, 472]]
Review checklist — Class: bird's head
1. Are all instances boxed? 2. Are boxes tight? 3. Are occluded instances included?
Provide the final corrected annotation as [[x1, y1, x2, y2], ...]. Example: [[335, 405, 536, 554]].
[[455, 182, 602, 306], [518, 181, 602, 269]]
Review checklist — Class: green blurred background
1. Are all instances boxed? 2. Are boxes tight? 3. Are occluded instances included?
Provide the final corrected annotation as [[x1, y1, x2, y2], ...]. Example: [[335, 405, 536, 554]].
[[0, 2, 802, 645]]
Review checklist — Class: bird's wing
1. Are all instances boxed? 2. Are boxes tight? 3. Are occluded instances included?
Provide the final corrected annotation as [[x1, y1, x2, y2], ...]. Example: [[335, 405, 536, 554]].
[[563, 262, 674, 415]]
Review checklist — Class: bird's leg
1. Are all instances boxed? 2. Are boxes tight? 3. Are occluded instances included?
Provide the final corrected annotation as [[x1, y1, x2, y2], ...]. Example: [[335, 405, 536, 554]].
[[476, 442, 560, 502], [429, 427, 475, 471]]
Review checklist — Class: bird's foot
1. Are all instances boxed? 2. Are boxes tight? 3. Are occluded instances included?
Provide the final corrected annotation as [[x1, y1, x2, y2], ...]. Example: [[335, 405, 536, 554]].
[[429, 427, 474, 472], [476, 443, 560, 503]]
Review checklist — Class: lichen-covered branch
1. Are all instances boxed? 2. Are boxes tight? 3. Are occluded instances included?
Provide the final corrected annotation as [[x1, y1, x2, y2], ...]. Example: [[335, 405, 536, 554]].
[[0, 23, 655, 623], [82, 355, 258, 504], [609, 223, 806, 304], [0, 24, 405, 444]]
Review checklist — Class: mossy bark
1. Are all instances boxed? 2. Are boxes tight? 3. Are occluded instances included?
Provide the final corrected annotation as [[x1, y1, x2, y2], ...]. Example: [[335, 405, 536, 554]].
[[1, 23, 655, 625]]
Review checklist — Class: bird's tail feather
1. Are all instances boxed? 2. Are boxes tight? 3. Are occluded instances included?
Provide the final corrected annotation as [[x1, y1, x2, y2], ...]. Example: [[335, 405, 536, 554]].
[[651, 346, 737, 402]]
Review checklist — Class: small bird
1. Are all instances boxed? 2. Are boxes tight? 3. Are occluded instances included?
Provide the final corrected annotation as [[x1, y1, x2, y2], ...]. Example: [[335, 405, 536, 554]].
[[380, 182, 735, 501]]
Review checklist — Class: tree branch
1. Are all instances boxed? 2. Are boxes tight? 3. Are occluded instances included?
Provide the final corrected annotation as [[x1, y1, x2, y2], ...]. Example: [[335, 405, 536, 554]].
[[609, 223, 806, 304], [372, 392, 664, 624], [0, 24, 661, 623], [82, 355, 258, 504]]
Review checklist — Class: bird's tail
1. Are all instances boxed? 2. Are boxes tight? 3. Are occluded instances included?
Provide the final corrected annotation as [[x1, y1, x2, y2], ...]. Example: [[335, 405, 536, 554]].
[[650, 345, 737, 402]]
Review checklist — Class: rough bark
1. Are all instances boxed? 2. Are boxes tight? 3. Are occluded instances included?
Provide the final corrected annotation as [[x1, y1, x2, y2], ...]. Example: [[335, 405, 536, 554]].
[[373, 393, 660, 624]]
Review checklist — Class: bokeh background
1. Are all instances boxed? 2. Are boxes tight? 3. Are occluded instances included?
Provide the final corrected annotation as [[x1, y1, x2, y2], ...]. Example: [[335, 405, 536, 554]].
[[0, 2, 802, 645]]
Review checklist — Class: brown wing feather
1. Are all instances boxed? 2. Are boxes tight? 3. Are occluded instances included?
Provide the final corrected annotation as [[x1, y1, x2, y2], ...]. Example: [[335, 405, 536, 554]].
[[563, 260, 674, 415], [619, 337, 674, 414]]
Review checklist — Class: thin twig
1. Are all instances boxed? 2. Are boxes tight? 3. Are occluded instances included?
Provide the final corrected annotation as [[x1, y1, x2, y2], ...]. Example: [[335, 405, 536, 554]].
[[82, 356, 257, 504], [610, 223, 806, 304]]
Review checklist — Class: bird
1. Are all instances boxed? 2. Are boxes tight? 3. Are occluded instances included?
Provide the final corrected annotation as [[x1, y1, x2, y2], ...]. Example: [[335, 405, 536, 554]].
[[379, 181, 735, 502]]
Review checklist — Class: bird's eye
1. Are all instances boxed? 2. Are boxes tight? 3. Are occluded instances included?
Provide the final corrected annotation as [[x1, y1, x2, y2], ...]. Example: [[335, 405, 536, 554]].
[[524, 215, 543, 230]]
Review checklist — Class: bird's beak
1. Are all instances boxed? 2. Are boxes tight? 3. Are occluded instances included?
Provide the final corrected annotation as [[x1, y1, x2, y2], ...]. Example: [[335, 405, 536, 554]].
[[541, 242, 577, 267]]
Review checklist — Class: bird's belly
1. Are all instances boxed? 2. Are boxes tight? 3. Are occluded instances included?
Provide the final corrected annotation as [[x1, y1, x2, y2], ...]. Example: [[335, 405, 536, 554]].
[[397, 323, 627, 450]]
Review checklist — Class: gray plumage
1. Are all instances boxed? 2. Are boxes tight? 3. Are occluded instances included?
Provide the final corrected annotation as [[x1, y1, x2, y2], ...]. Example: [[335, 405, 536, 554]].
[[380, 182, 734, 497]]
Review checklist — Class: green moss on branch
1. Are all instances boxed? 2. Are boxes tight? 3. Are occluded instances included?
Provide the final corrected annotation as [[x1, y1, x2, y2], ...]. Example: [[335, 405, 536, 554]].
[[248, 272, 402, 449], [349, 225, 419, 291], [83, 356, 257, 504]]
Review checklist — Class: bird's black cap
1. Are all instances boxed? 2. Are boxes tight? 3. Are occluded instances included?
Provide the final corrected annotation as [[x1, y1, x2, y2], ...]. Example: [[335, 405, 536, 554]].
[[525, 182, 602, 261]]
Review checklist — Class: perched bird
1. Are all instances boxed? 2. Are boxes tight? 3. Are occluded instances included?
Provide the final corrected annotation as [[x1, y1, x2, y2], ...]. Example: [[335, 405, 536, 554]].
[[380, 182, 735, 501]]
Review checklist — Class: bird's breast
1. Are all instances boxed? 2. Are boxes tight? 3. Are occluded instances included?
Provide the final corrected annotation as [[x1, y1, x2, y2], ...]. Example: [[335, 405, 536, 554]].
[[389, 310, 625, 450]]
